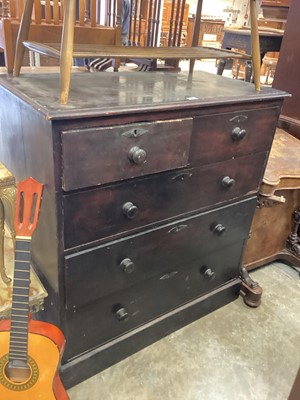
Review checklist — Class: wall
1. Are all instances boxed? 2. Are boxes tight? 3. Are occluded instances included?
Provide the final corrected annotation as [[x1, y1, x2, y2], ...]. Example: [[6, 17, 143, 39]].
[[188, 0, 257, 28]]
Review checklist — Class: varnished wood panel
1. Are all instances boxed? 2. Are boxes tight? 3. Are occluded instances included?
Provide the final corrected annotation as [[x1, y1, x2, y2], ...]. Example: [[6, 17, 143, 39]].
[[65, 198, 256, 309], [63, 153, 266, 248], [61, 118, 192, 190], [64, 241, 244, 360], [190, 106, 280, 165]]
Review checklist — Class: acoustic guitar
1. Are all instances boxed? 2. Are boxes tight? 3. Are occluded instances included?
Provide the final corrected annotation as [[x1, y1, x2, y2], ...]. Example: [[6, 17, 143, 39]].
[[0, 177, 69, 399]]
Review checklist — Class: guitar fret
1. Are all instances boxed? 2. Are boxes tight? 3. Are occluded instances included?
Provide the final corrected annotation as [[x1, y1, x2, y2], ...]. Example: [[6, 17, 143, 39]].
[[9, 350, 27, 355], [11, 314, 28, 320], [12, 300, 28, 303], [13, 278, 30, 282], [12, 285, 30, 290], [10, 342, 27, 346], [10, 335, 27, 340], [8, 356, 27, 361], [10, 345, 28, 350], [11, 317, 28, 321], [11, 326, 28, 331], [11, 321, 28, 326]]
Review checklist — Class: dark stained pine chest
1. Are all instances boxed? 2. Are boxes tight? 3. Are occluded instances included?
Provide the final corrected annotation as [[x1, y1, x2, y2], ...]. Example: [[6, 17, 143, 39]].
[[0, 71, 287, 387]]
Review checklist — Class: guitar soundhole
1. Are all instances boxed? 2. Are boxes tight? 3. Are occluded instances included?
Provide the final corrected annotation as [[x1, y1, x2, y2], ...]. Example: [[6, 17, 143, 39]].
[[0, 354, 39, 391], [5, 362, 31, 383]]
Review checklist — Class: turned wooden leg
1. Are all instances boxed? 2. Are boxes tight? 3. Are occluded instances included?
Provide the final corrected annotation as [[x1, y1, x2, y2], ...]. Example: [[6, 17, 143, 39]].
[[189, 0, 203, 74], [250, 0, 261, 92], [60, 0, 76, 104], [13, 0, 35, 76]]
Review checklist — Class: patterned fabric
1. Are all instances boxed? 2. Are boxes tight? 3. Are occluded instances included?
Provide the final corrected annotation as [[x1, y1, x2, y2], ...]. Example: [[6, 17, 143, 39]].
[[89, 58, 113, 71]]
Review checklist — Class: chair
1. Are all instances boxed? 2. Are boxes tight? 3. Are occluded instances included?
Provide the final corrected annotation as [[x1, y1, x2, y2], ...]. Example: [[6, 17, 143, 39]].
[[0, 0, 122, 73], [13, 0, 261, 104]]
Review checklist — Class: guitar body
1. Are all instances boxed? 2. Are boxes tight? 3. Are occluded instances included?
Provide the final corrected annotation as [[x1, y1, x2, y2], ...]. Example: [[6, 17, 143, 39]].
[[0, 319, 69, 400]]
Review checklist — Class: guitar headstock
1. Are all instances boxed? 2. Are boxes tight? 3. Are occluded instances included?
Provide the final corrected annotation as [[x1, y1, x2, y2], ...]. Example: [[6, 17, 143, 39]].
[[14, 177, 43, 237]]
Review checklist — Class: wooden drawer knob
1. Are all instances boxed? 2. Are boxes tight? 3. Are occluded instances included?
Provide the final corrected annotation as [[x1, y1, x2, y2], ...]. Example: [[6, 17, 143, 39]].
[[211, 223, 226, 236], [115, 307, 129, 322], [201, 266, 216, 280], [128, 146, 147, 165], [222, 176, 236, 189], [122, 202, 138, 219], [120, 258, 135, 274], [231, 127, 246, 141]]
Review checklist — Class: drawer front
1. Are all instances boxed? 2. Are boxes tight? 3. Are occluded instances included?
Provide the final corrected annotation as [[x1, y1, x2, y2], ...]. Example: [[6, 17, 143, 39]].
[[61, 118, 192, 191], [63, 152, 265, 248], [189, 107, 279, 165], [65, 197, 256, 309], [64, 241, 243, 361]]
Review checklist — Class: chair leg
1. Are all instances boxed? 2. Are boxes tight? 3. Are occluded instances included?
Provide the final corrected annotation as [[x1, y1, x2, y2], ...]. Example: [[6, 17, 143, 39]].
[[250, 0, 261, 92], [60, 0, 76, 105], [13, 0, 35, 76]]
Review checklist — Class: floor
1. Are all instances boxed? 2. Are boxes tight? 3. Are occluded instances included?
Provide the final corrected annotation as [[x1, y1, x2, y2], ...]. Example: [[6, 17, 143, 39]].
[[67, 262, 300, 400]]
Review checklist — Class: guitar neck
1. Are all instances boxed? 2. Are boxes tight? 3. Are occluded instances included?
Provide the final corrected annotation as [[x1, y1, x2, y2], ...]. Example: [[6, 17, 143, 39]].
[[9, 237, 31, 367]]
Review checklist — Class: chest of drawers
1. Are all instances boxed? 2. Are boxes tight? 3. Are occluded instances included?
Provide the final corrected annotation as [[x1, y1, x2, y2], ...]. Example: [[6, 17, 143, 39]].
[[0, 71, 286, 387]]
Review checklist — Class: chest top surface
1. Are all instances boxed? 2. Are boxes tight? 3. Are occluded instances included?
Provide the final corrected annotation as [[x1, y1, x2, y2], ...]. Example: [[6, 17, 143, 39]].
[[0, 71, 287, 120]]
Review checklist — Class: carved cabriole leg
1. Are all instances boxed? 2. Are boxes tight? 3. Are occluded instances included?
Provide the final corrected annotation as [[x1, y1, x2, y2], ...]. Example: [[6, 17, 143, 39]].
[[0, 185, 17, 284], [240, 267, 263, 307], [287, 208, 300, 258]]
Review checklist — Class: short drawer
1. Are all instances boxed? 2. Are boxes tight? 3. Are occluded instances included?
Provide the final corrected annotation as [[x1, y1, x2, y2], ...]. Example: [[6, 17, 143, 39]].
[[189, 106, 279, 165], [63, 152, 266, 248], [64, 241, 243, 361], [61, 118, 192, 191], [64, 197, 256, 309]]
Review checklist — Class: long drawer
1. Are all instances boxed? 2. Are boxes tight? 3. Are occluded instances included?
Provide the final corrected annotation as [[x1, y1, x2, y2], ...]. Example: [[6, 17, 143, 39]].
[[64, 241, 244, 361], [61, 118, 193, 191], [64, 197, 256, 309], [63, 152, 265, 248], [189, 106, 279, 165]]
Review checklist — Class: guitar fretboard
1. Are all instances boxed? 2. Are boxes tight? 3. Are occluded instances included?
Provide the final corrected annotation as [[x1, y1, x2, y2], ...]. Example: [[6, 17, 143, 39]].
[[9, 238, 31, 365]]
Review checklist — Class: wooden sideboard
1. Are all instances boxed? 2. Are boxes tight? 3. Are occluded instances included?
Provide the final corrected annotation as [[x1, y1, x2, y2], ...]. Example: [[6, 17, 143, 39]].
[[0, 71, 286, 387]]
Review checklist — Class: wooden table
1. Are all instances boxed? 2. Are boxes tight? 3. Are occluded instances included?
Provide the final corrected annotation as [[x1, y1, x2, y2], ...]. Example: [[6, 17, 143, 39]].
[[217, 27, 283, 81], [243, 128, 300, 271]]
